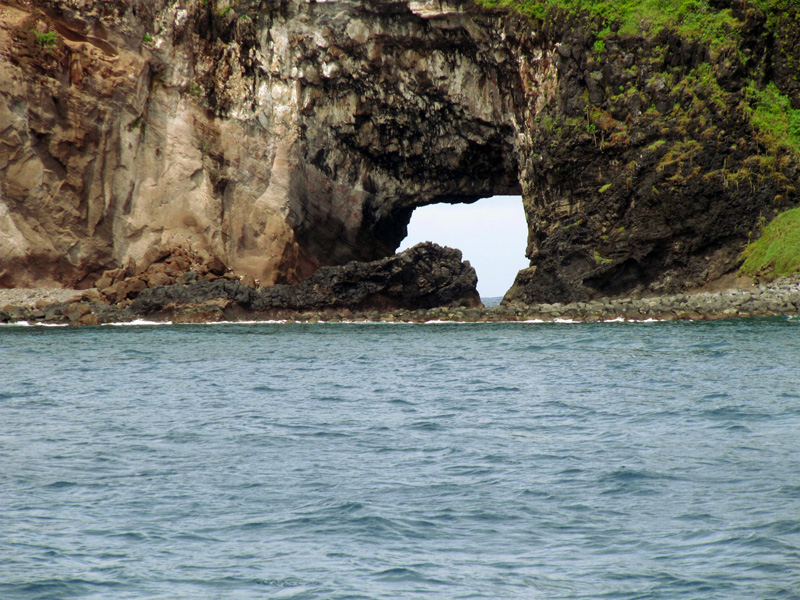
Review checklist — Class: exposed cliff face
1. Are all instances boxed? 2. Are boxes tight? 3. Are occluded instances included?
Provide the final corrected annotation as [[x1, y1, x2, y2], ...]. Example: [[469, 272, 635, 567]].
[[0, 0, 523, 289], [1, 0, 798, 302]]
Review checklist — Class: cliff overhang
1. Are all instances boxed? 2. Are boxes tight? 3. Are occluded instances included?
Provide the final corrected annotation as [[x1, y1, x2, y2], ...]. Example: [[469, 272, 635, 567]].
[[1, 0, 798, 303]]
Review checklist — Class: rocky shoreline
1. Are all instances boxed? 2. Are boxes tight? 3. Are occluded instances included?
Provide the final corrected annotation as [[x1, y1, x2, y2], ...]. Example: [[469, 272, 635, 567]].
[[2, 276, 799, 326]]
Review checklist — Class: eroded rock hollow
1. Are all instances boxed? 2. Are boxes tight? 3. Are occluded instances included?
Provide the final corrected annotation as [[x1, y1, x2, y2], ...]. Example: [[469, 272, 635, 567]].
[[1, 0, 798, 302]]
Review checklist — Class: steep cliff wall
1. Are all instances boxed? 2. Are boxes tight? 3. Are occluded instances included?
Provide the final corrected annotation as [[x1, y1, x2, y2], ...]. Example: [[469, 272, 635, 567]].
[[1, 0, 798, 302]]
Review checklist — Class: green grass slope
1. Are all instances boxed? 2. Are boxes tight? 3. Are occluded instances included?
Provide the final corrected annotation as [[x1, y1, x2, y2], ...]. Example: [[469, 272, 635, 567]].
[[740, 207, 800, 280]]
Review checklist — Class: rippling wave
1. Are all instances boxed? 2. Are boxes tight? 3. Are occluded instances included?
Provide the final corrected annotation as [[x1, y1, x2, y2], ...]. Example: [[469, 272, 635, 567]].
[[2, 319, 800, 598]]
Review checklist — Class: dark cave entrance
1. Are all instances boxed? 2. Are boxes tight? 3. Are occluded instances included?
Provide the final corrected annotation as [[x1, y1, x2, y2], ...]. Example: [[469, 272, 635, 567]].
[[397, 195, 529, 301]]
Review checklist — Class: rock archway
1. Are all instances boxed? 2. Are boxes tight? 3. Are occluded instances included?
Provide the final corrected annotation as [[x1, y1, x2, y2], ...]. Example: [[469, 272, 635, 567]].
[[1, 0, 797, 303], [399, 195, 529, 298]]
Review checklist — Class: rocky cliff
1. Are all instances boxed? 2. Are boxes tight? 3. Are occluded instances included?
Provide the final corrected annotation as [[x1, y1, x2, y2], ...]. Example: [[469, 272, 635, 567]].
[[1, 0, 798, 302]]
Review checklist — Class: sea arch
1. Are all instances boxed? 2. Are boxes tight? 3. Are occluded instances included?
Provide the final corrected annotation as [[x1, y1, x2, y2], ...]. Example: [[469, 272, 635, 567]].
[[398, 196, 529, 300]]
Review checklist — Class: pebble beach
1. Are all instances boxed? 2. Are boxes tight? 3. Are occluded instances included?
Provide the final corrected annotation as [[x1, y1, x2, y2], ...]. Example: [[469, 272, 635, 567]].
[[2, 276, 800, 325], [0, 288, 90, 308]]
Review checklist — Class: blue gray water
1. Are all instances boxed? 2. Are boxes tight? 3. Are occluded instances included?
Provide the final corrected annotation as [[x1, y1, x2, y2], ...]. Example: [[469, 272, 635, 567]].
[[2, 319, 800, 599]]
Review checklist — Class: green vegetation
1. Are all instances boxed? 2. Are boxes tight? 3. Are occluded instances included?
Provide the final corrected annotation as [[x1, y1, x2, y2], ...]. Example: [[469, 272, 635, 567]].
[[476, 0, 800, 279], [593, 250, 613, 265], [746, 83, 800, 158], [143, 33, 153, 43], [477, 0, 741, 48], [740, 207, 800, 280], [34, 31, 58, 49], [476, 0, 791, 52]]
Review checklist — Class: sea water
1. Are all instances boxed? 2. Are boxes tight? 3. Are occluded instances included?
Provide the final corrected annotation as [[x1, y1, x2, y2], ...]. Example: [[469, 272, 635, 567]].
[[1, 319, 799, 599]]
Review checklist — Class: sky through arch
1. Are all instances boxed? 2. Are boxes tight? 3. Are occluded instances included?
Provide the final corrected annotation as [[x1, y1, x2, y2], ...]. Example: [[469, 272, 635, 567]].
[[398, 196, 529, 298]]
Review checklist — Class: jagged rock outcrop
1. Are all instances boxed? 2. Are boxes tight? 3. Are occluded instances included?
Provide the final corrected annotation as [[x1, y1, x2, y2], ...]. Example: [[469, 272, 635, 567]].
[[1, 0, 798, 302], [129, 242, 480, 315], [92, 242, 234, 304]]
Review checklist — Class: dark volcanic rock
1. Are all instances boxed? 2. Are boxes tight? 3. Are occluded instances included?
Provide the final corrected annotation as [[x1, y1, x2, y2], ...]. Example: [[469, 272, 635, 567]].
[[2, 1, 799, 301], [130, 243, 481, 315]]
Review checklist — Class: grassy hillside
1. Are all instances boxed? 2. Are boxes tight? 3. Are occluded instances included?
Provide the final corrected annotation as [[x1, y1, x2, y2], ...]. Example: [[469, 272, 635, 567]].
[[740, 207, 800, 280]]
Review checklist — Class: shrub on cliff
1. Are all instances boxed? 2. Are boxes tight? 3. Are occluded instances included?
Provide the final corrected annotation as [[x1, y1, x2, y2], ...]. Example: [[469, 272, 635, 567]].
[[34, 31, 58, 50]]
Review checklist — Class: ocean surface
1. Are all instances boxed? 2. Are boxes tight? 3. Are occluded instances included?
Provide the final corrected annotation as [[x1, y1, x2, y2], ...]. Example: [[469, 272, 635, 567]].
[[2, 318, 800, 599]]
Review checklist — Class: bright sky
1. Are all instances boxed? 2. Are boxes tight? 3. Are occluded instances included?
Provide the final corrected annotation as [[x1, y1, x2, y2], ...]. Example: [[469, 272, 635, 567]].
[[398, 195, 530, 298]]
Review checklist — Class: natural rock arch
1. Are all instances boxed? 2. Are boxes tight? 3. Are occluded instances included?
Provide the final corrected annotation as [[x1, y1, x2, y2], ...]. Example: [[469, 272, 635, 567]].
[[1, 0, 797, 303], [399, 195, 529, 298]]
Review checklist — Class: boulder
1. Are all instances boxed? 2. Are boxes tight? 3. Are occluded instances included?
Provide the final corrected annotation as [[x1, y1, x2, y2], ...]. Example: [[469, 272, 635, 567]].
[[146, 271, 173, 288], [77, 313, 100, 326], [130, 243, 481, 315], [206, 256, 228, 277]]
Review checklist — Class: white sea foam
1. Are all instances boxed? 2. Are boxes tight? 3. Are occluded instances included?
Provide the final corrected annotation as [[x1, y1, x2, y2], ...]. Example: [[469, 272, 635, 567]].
[[422, 320, 475, 324], [191, 320, 287, 325], [103, 319, 173, 326], [0, 321, 67, 327]]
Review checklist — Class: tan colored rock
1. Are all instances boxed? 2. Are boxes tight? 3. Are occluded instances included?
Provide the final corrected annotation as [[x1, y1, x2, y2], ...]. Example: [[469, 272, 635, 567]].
[[0, 0, 796, 304], [146, 271, 173, 288], [171, 256, 192, 272], [125, 277, 148, 299], [79, 289, 104, 303], [64, 303, 91, 322], [160, 262, 182, 279], [136, 246, 170, 275], [206, 256, 227, 276], [101, 282, 125, 304], [94, 270, 118, 291], [77, 313, 100, 326]]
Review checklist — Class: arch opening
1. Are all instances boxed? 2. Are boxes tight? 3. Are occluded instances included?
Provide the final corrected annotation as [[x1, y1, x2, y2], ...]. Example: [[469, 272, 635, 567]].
[[398, 196, 529, 302]]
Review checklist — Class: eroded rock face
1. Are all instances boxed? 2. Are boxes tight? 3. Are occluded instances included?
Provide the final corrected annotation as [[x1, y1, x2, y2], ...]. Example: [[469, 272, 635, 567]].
[[0, 0, 523, 289], [130, 242, 480, 315], [1, 0, 798, 302]]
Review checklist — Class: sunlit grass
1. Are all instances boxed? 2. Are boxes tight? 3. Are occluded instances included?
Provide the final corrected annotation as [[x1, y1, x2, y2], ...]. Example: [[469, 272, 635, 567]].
[[747, 82, 800, 158], [740, 207, 800, 280], [476, 0, 740, 49]]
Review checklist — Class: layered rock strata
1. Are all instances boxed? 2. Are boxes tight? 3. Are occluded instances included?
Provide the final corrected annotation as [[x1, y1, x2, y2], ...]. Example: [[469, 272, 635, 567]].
[[1, 0, 798, 302]]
